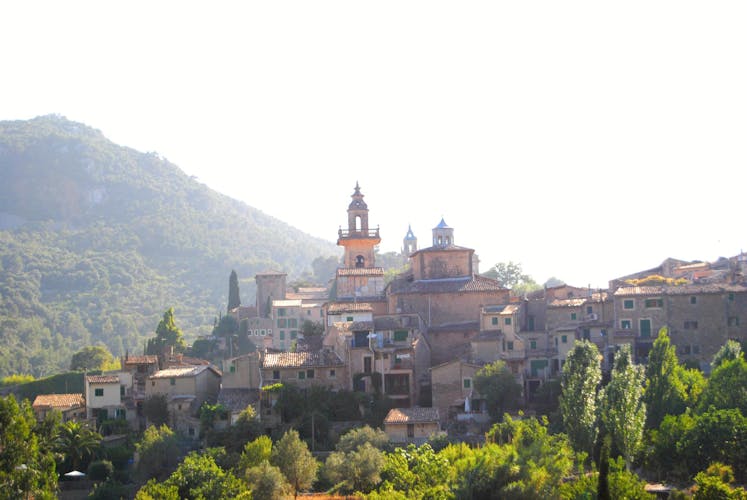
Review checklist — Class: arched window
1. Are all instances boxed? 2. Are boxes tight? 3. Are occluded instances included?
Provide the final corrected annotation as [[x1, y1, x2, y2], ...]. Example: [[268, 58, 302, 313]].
[[355, 215, 362, 232], [356, 255, 365, 268]]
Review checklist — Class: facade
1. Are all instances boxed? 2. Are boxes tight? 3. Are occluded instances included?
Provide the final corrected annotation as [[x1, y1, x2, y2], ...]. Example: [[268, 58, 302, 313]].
[[271, 299, 304, 351], [255, 272, 287, 318], [261, 350, 347, 390], [85, 374, 128, 423], [430, 360, 488, 427]]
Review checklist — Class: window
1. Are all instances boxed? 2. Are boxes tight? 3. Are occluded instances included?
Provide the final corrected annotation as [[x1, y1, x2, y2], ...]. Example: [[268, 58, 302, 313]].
[[230, 365, 236, 373], [507, 341, 514, 351], [530, 340, 537, 350], [587, 306, 593, 314], [364, 356, 372, 373], [306, 369, 315, 379], [279, 331, 285, 340], [289, 318, 298, 328], [347, 316, 354, 322], [94, 388, 104, 397], [261, 329, 267, 336], [621, 320, 632, 329], [151, 381, 155, 387], [407, 424, 415, 438], [623, 299, 635, 310], [683, 345, 691, 355], [393, 330, 408, 341], [278, 308, 286, 317], [272, 370, 280, 380], [188, 427, 195, 436], [120, 385, 125, 397], [729, 316, 740, 327], [582, 328, 591, 340], [298, 371, 306, 380], [561, 335, 568, 344], [463, 378, 472, 389], [690, 296, 697, 305], [729, 293, 735, 301], [684, 321, 698, 330], [645, 298, 663, 308], [290, 331, 297, 339], [491, 317, 498, 326], [504, 317, 512, 326], [329, 369, 336, 378], [170, 378, 176, 386], [571, 313, 577, 321], [278, 318, 287, 328]]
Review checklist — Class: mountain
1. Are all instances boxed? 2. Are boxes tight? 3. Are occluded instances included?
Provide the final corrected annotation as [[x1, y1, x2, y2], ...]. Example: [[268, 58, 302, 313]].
[[0, 115, 339, 378]]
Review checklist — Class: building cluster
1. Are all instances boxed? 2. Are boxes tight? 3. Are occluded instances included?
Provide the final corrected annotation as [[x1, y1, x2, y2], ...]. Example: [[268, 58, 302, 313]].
[[31, 183, 747, 443]]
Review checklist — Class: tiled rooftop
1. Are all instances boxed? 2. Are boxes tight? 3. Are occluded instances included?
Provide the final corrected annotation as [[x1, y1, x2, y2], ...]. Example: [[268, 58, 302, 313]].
[[32, 393, 85, 409], [123, 355, 159, 365], [614, 284, 747, 296], [263, 350, 345, 369], [86, 375, 120, 384], [150, 365, 220, 379], [384, 407, 440, 424], [390, 275, 507, 294], [217, 388, 260, 411], [327, 302, 374, 314]]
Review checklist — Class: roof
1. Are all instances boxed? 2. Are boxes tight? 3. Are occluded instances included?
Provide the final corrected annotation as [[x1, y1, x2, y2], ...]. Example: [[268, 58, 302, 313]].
[[614, 284, 747, 296], [434, 217, 450, 229], [273, 299, 303, 308], [548, 298, 588, 308], [32, 393, 85, 410], [327, 302, 374, 314], [483, 304, 520, 315], [384, 407, 440, 424], [150, 365, 220, 379], [410, 244, 474, 256], [123, 355, 159, 365], [389, 275, 507, 294], [86, 375, 120, 384], [336, 267, 385, 277], [262, 350, 345, 369], [217, 388, 260, 412]]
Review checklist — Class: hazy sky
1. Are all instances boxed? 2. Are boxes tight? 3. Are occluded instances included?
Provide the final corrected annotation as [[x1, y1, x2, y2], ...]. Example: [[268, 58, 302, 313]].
[[2, 1, 745, 288]]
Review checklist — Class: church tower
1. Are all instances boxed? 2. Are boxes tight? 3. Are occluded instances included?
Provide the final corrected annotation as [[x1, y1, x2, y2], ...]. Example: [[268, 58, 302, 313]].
[[337, 182, 380, 269], [402, 224, 418, 256], [432, 217, 454, 248]]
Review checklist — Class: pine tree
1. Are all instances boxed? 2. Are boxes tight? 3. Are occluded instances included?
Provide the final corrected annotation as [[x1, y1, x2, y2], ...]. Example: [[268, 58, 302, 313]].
[[559, 340, 601, 458]]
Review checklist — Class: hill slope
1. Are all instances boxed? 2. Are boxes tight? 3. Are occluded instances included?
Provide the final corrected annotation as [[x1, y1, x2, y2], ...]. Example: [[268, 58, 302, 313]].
[[0, 115, 339, 377]]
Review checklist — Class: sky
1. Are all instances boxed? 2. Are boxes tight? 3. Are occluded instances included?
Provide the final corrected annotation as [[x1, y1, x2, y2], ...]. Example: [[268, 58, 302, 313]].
[[1, 1, 746, 289]]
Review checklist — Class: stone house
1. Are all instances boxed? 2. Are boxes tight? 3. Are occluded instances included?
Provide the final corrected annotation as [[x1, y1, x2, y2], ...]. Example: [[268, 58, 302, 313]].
[[383, 407, 442, 444], [261, 350, 347, 390], [32, 393, 86, 422], [85, 374, 130, 424], [430, 360, 487, 427]]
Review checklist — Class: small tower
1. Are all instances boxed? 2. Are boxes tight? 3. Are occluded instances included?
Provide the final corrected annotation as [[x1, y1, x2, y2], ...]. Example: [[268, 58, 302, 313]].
[[255, 272, 287, 318], [432, 217, 454, 248], [402, 224, 418, 256], [338, 182, 380, 269]]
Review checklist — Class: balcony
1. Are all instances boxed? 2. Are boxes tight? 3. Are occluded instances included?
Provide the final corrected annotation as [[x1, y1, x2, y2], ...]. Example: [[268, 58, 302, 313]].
[[338, 227, 380, 239]]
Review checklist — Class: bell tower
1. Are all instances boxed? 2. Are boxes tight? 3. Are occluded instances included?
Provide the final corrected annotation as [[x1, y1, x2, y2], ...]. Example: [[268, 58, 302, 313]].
[[337, 182, 380, 268], [403, 224, 417, 256], [432, 217, 454, 248]]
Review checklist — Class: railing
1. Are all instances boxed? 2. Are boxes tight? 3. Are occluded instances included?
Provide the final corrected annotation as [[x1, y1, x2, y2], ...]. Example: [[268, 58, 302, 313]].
[[338, 227, 380, 239]]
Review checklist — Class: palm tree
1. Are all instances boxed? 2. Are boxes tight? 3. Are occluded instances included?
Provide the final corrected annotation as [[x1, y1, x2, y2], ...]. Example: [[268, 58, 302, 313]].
[[55, 421, 102, 472]]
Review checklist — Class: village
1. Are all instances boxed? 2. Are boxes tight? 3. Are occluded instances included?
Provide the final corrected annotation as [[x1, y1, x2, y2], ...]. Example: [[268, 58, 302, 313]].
[[29, 183, 747, 451]]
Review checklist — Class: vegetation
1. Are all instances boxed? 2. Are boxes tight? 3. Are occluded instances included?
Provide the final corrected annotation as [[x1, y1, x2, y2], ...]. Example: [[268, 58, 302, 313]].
[[483, 260, 541, 296], [70, 345, 119, 372], [0, 115, 339, 378], [560, 340, 602, 458], [473, 359, 523, 420]]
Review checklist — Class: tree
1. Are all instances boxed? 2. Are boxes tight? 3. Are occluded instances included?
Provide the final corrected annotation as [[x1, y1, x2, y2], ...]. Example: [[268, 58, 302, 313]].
[[237, 435, 272, 471], [159, 452, 249, 500], [560, 340, 602, 457], [142, 394, 170, 427], [245, 460, 291, 500], [135, 424, 180, 480], [270, 429, 318, 497], [69, 345, 118, 371], [712, 339, 743, 370], [487, 261, 538, 291], [473, 360, 523, 420], [56, 420, 102, 473], [644, 328, 687, 429], [599, 345, 646, 469], [336, 425, 390, 453], [0, 395, 57, 499], [228, 270, 241, 311], [323, 442, 385, 494], [693, 463, 747, 499], [146, 308, 186, 356], [698, 357, 747, 415]]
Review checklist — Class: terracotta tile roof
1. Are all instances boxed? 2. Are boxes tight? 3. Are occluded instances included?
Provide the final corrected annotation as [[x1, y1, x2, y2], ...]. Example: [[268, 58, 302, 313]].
[[483, 304, 520, 314], [337, 267, 385, 277], [615, 284, 747, 296], [150, 365, 221, 379], [411, 245, 474, 256], [262, 350, 345, 369], [384, 407, 440, 424], [548, 298, 587, 307], [327, 302, 374, 314], [124, 355, 158, 365], [32, 393, 85, 410], [86, 375, 120, 384], [390, 275, 507, 295]]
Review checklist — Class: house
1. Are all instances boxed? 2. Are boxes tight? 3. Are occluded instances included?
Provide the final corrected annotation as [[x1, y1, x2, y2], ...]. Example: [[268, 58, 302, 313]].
[[261, 350, 346, 390], [146, 365, 222, 436], [32, 393, 85, 422], [430, 360, 488, 428], [85, 374, 129, 424], [383, 407, 442, 444]]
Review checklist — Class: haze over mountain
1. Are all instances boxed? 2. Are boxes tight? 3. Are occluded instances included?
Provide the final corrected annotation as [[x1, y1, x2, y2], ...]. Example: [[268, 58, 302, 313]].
[[0, 115, 339, 378]]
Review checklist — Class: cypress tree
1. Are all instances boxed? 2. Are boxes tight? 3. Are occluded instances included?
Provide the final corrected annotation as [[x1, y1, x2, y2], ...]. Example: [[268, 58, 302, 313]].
[[228, 270, 241, 312]]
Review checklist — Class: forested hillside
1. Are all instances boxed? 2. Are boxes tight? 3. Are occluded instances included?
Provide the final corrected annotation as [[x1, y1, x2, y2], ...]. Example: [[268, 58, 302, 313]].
[[0, 115, 339, 377]]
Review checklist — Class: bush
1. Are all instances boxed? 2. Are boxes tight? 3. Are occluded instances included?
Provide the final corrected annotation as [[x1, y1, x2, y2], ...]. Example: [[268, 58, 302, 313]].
[[88, 459, 114, 481]]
